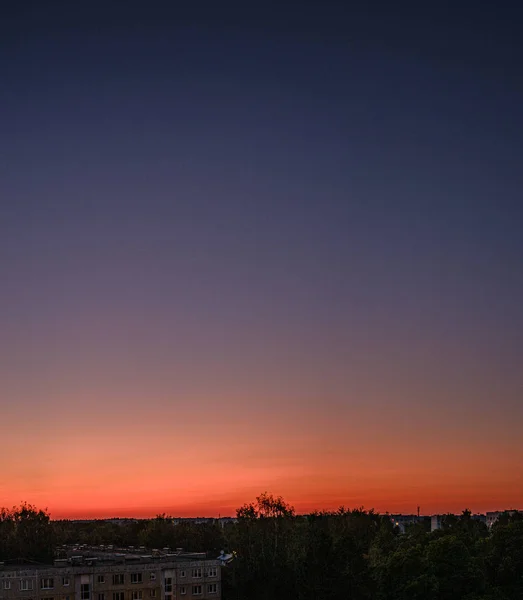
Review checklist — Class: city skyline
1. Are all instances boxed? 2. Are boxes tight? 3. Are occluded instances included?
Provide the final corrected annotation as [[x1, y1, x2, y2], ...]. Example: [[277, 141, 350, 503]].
[[1, 1, 522, 520]]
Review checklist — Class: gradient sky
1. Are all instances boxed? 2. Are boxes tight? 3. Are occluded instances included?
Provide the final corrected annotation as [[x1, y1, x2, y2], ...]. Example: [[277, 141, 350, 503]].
[[1, 1, 522, 518]]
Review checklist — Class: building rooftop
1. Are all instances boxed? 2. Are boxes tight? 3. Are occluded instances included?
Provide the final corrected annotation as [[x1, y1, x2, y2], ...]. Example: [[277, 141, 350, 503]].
[[0, 545, 215, 572]]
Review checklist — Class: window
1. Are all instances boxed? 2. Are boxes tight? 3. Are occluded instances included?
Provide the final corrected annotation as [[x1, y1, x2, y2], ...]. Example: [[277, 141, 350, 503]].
[[150, 591, 156, 598], [130, 574, 142, 585], [192, 586, 202, 596], [3, 581, 11, 590], [81, 584, 90, 600], [20, 580, 34, 591], [63, 578, 70, 587], [99, 594, 105, 600], [191, 569, 202, 579], [149, 573, 156, 582], [131, 592, 142, 600], [180, 571, 186, 578], [180, 588, 186, 596], [97, 576, 105, 584], [207, 584, 217, 594], [113, 593, 125, 600], [41, 578, 54, 589], [164, 578, 172, 593], [207, 568, 217, 578], [112, 575, 125, 586], [165, 596, 171, 600]]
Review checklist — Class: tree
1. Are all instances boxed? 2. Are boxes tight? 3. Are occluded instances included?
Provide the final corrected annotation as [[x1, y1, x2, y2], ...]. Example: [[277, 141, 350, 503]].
[[0, 503, 54, 563], [484, 518, 523, 599], [425, 535, 484, 600]]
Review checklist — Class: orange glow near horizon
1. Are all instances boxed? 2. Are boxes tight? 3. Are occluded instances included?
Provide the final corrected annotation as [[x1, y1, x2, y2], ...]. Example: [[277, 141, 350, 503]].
[[2, 394, 522, 519]]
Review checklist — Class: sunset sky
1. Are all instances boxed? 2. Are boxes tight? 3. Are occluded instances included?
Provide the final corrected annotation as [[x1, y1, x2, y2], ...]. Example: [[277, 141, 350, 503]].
[[1, 1, 522, 519]]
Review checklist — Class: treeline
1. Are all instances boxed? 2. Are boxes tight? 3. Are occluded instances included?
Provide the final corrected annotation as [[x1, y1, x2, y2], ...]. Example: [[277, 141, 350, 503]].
[[2, 494, 523, 600], [225, 495, 523, 600], [53, 514, 225, 555]]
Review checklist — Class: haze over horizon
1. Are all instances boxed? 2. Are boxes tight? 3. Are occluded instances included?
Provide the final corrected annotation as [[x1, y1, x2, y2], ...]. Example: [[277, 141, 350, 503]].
[[1, 1, 522, 520]]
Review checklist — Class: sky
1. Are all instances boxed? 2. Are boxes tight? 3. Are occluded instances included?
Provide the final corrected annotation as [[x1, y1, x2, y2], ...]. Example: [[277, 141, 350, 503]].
[[1, 1, 522, 519]]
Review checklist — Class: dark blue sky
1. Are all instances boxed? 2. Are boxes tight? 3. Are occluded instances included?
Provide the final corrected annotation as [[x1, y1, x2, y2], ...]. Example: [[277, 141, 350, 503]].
[[1, 0, 522, 514]]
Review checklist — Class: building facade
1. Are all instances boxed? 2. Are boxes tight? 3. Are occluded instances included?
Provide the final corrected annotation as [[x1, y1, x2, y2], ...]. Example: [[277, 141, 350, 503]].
[[486, 510, 517, 528], [0, 555, 220, 600]]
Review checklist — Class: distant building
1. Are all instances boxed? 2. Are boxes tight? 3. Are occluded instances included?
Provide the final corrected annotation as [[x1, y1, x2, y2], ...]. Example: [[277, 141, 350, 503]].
[[0, 550, 221, 600], [171, 518, 215, 526], [217, 518, 237, 529], [486, 510, 518, 528], [431, 515, 444, 532], [471, 514, 487, 526], [170, 518, 237, 529], [431, 513, 487, 531], [390, 515, 424, 534]]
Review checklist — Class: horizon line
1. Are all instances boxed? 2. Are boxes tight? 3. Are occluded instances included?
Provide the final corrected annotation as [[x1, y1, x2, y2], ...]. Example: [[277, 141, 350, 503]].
[[48, 507, 522, 521]]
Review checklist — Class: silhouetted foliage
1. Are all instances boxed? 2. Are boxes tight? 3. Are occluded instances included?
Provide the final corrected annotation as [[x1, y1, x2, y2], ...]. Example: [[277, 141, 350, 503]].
[[2, 500, 522, 600], [0, 503, 54, 563]]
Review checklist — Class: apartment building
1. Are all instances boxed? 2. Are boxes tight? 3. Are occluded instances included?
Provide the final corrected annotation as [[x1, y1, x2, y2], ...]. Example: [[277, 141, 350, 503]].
[[486, 510, 517, 528], [0, 552, 221, 600]]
